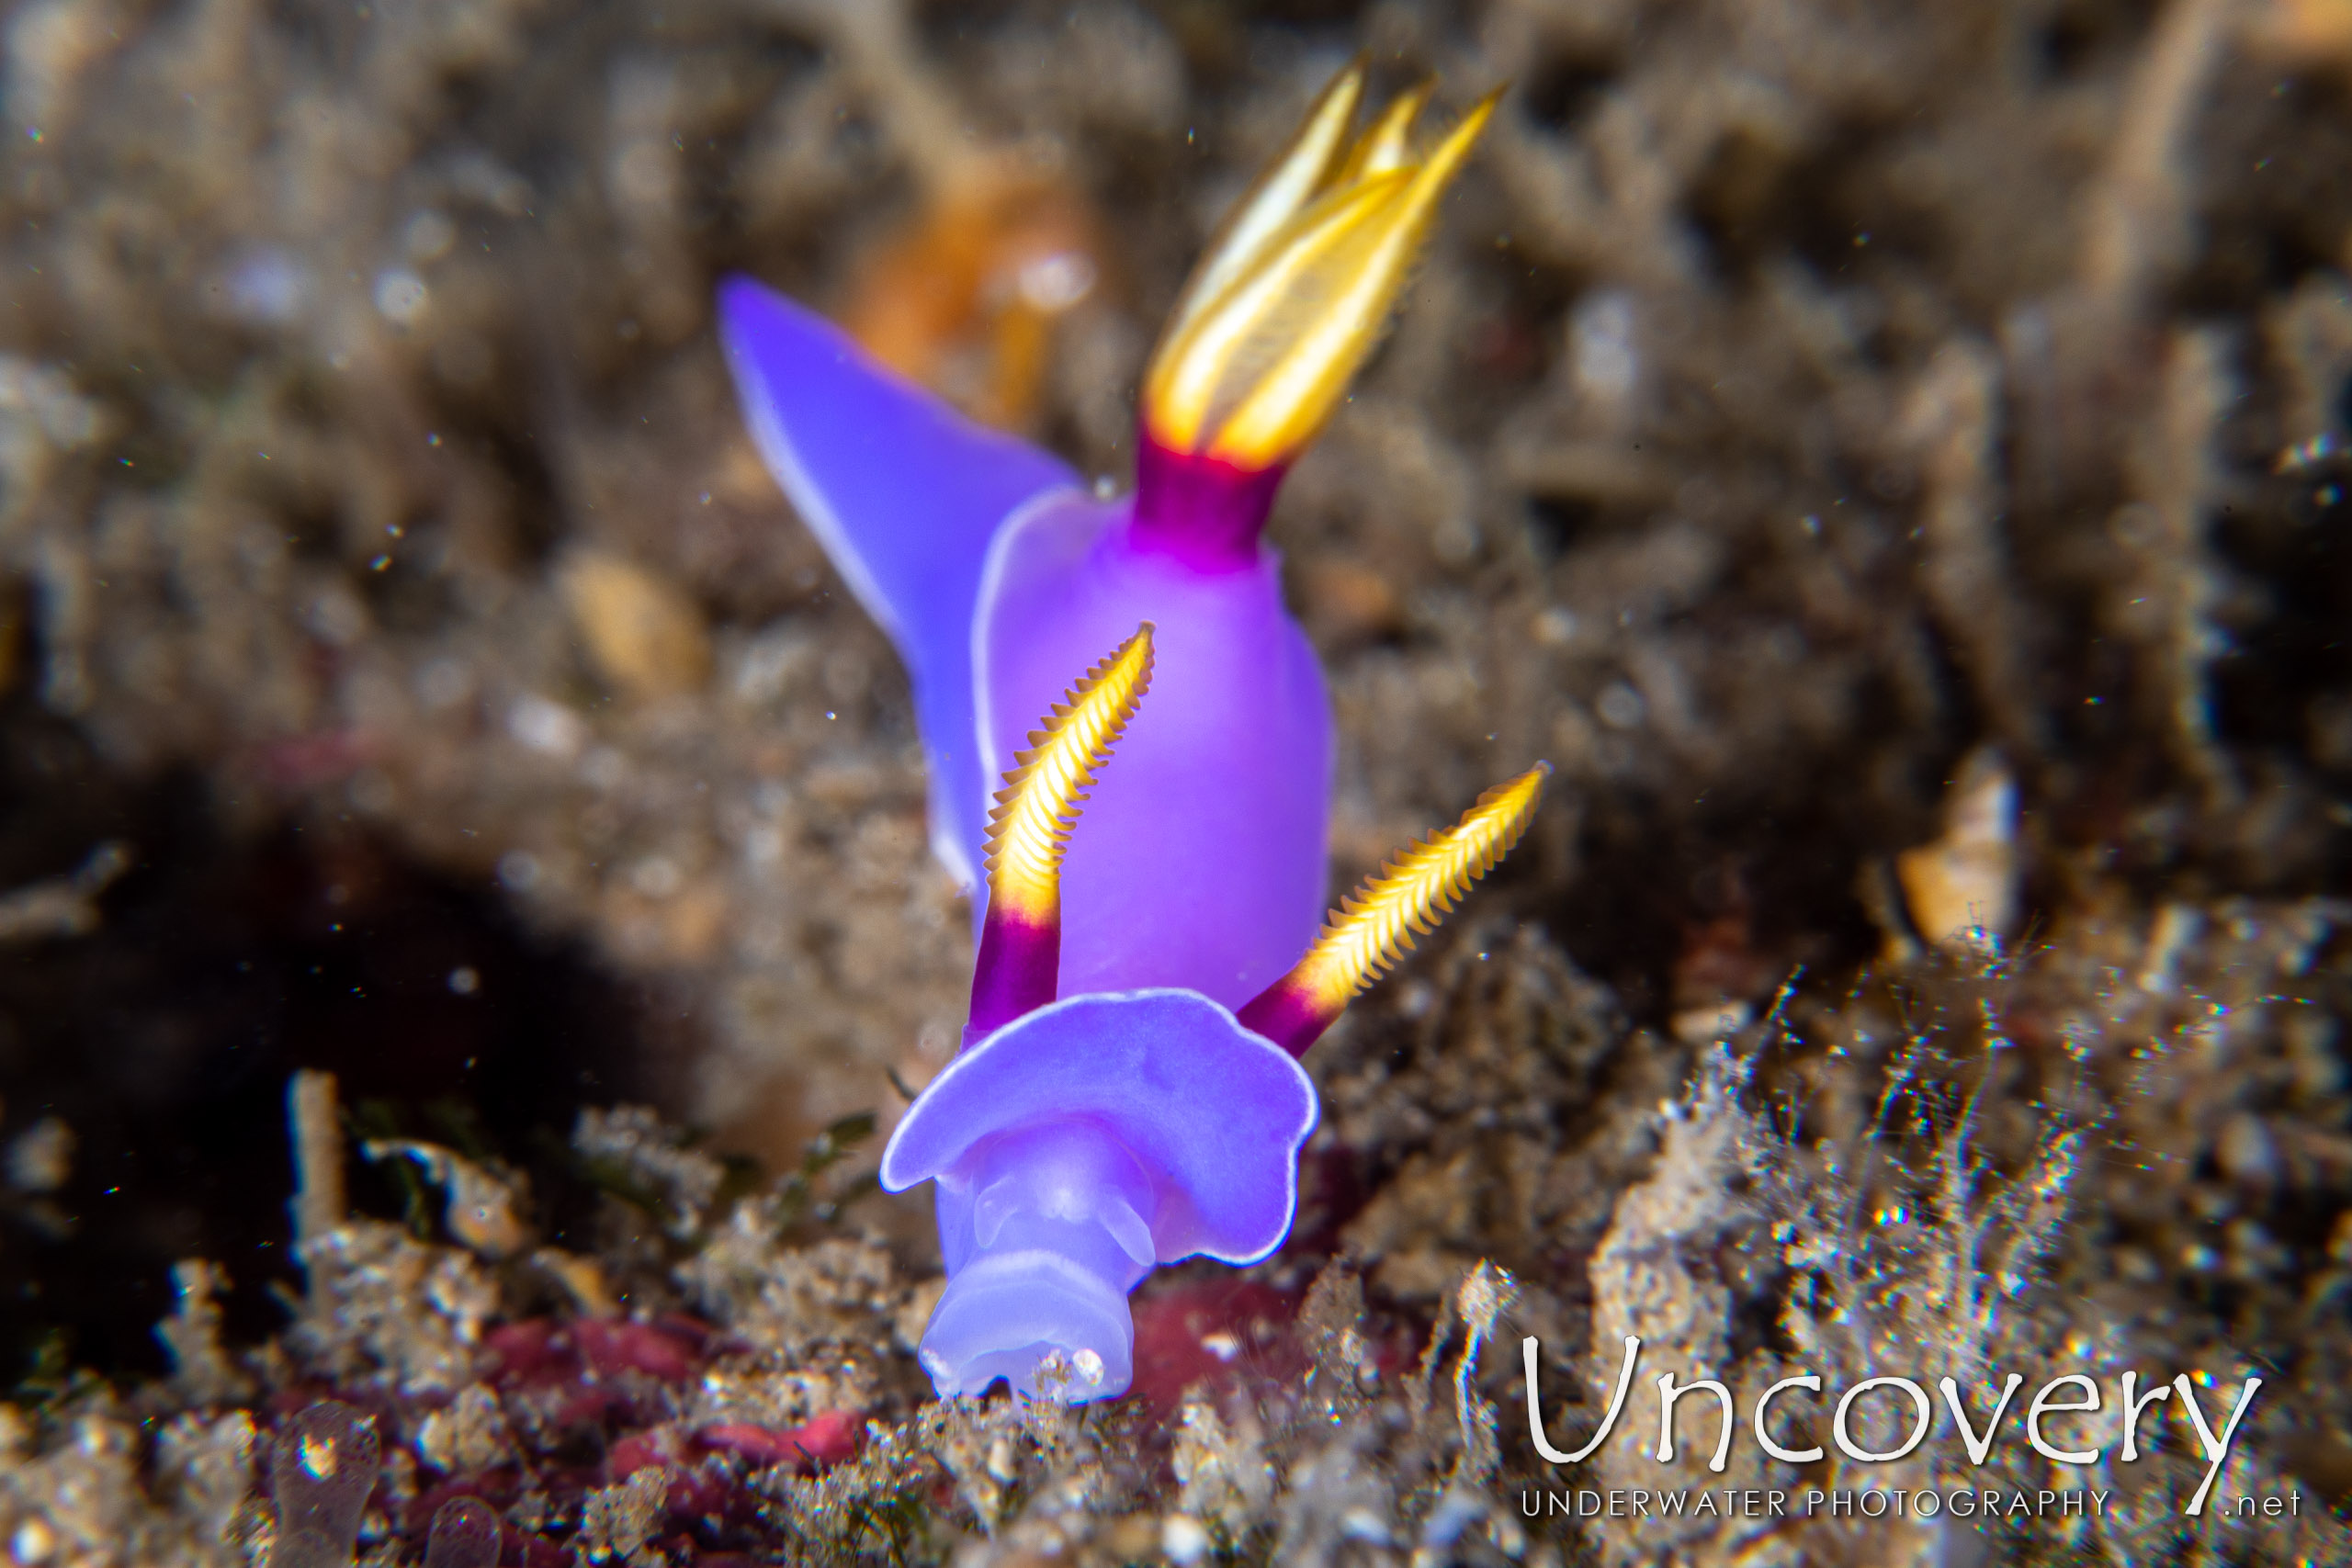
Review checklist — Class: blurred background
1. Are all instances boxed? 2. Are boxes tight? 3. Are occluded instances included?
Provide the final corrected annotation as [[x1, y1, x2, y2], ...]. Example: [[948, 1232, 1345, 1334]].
[[0, 0, 2347, 1529]]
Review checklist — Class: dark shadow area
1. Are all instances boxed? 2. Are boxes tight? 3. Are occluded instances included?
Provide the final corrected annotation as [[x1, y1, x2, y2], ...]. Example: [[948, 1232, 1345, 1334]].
[[1521, 47, 1620, 138], [1546, 781, 1909, 1024], [0, 700, 670, 1382]]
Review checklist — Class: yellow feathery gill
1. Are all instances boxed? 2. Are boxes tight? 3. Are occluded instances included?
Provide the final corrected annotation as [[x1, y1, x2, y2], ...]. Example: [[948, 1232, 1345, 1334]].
[[1141, 65, 1498, 470]]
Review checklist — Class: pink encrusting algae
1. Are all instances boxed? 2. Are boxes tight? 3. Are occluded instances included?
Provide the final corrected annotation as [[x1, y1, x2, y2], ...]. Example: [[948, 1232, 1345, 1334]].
[[721, 64, 1539, 1402]]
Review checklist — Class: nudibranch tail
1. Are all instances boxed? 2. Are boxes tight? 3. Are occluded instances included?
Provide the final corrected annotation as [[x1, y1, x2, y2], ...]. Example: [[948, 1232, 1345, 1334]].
[[1139, 71, 1498, 474], [716, 279, 1080, 889], [1238, 761, 1549, 1055], [967, 624, 1156, 1039]]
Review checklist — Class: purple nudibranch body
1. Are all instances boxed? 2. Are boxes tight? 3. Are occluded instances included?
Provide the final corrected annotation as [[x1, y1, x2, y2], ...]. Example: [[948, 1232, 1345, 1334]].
[[719, 286, 1328, 1400], [719, 65, 1522, 1401], [718, 280, 1330, 1015]]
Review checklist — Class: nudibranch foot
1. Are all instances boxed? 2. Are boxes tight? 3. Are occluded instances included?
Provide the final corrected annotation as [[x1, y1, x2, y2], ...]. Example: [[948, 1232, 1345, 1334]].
[[922, 1120, 1159, 1400], [882, 990, 1318, 1403], [918, 1249, 1136, 1401]]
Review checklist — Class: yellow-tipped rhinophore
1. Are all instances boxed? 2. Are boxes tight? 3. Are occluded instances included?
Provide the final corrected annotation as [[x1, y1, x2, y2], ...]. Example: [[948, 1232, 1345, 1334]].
[[1142, 65, 1498, 469], [983, 625, 1156, 923], [1283, 762, 1548, 1013]]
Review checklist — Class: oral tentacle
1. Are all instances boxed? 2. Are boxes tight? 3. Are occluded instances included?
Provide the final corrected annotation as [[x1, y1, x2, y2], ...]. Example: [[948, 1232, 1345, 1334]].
[[967, 623, 1156, 1040], [1238, 761, 1549, 1055]]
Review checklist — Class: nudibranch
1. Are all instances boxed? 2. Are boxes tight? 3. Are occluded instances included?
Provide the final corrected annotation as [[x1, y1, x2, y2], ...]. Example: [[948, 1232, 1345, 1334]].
[[718, 62, 1498, 1013], [878, 621, 1547, 1400]]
